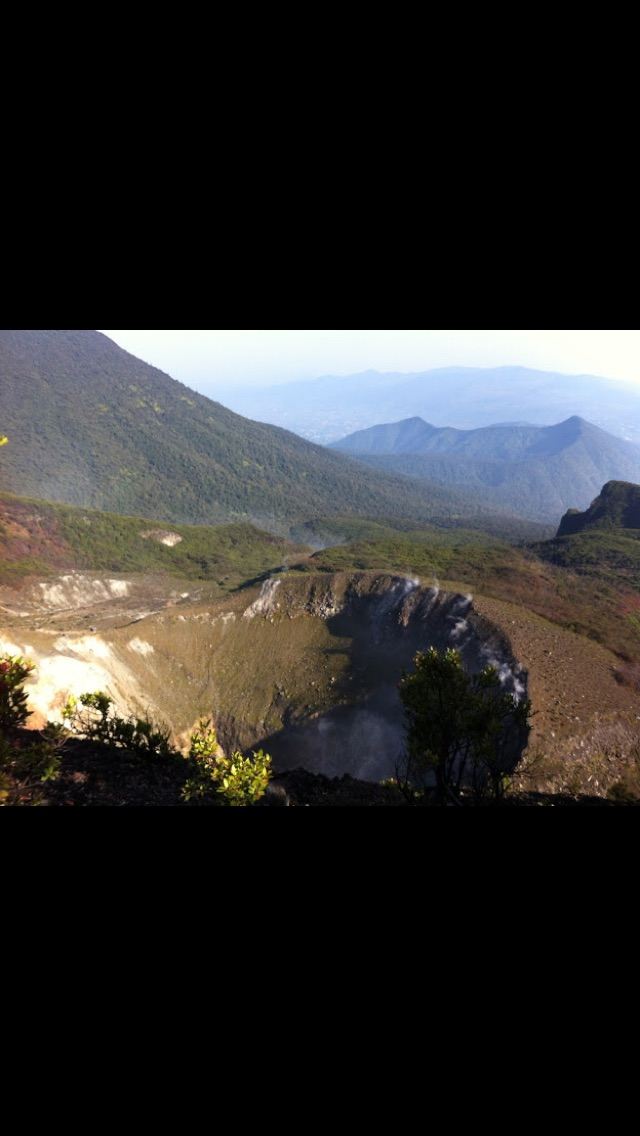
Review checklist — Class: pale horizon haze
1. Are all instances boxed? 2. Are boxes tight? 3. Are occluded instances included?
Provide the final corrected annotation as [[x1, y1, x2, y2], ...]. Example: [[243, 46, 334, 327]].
[[99, 330, 640, 395]]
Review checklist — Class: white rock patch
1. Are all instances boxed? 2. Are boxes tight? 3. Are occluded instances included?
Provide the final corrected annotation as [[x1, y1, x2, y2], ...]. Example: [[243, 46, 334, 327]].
[[128, 638, 155, 656], [28, 656, 117, 723], [54, 636, 112, 659], [212, 613, 236, 628], [0, 636, 32, 658], [108, 580, 130, 597], [0, 631, 150, 725], [36, 575, 130, 609], [243, 579, 282, 620], [140, 530, 183, 548]]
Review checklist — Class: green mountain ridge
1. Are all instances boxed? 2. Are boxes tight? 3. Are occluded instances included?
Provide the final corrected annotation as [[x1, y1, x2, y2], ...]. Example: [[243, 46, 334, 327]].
[[0, 330, 529, 537], [0, 491, 304, 590], [331, 416, 640, 522]]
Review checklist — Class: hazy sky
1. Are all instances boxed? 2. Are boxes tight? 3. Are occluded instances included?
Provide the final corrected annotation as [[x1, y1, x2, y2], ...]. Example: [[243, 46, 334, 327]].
[[99, 330, 640, 393]]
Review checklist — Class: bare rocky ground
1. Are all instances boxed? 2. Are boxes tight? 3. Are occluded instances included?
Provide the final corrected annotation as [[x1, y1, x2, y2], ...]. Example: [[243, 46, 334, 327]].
[[0, 572, 214, 632], [9, 732, 192, 807], [473, 595, 640, 798]]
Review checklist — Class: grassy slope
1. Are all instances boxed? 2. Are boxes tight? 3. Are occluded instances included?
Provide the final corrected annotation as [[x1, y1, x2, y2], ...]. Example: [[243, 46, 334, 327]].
[[534, 529, 640, 586], [0, 491, 548, 605], [0, 493, 304, 588], [289, 513, 551, 548]]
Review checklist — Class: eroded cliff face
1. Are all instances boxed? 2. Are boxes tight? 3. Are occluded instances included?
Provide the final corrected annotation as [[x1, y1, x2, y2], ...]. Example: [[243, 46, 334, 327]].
[[236, 574, 527, 781], [0, 571, 527, 781]]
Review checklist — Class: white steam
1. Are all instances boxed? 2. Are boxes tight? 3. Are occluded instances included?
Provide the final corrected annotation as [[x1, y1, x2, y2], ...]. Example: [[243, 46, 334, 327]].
[[243, 578, 282, 620], [480, 645, 527, 703]]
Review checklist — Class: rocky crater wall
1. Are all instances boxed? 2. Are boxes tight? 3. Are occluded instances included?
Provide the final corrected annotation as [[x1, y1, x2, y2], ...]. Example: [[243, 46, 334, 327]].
[[0, 572, 528, 783]]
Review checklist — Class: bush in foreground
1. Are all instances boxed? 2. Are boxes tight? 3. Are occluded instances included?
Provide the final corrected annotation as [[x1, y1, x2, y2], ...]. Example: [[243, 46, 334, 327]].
[[0, 656, 35, 730], [182, 719, 272, 806], [0, 663, 273, 807], [62, 700, 272, 807], [0, 653, 63, 804]]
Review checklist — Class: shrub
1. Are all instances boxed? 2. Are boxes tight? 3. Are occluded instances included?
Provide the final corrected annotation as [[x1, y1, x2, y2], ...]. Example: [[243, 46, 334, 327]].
[[62, 701, 272, 806], [214, 748, 272, 807], [0, 729, 63, 805], [182, 719, 221, 803], [62, 692, 173, 759], [182, 719, 272, 806], [0, 655, 35, 730], [0, 657, 64, 804]]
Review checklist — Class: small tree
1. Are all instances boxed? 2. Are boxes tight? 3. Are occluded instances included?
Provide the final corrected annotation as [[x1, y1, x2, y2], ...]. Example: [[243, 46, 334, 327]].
[[0, 656, 35, 730], [398, 647, 531, 804], [0, 657, 63, 804]]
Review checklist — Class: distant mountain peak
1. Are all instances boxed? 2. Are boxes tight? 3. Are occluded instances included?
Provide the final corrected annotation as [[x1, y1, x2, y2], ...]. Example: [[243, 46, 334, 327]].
[[331, 415, 640, 525], [333, 414, 630, 457], [217, 365, 640, 449]]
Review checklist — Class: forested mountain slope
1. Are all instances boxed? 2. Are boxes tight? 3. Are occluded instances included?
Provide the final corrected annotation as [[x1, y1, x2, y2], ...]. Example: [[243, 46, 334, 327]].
[[332, 417, 640, 522], [0, 330, 516, 533]]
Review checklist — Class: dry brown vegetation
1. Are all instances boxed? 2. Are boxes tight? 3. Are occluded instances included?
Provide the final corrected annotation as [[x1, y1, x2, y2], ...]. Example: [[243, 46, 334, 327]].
[[512, 719, 640, 803]]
